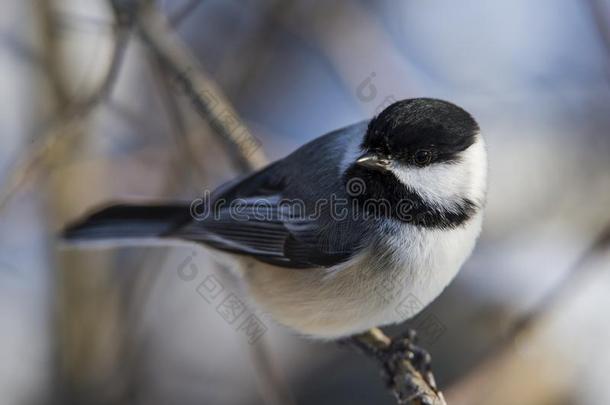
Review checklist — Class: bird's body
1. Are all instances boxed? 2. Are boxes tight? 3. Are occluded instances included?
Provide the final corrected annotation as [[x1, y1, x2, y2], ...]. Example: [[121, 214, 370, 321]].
[[231, 211, 483, 338], [63, 98, 487, 339]]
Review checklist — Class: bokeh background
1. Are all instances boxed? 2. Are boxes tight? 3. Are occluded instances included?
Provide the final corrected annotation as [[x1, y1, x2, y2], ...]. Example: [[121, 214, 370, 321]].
[[1, 0, 610, 404]]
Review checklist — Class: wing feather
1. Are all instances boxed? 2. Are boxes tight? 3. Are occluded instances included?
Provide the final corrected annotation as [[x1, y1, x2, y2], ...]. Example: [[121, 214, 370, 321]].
[[174, 122, 371, 268]]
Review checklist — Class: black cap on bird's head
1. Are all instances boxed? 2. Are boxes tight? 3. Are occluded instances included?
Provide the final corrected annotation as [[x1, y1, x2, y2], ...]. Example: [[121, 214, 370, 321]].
[[346, 98, 486, 229], [357, 98, 480, 171]]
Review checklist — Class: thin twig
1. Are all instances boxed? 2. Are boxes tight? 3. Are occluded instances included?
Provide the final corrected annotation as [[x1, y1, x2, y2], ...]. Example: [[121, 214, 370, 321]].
[[148, 53, 208, 190], [585, 0, 610, 84], [510, 223, 608, 340], [446, 223, 610, 400], [502, 224, 610, 339], [352, 328, 447, 405], [104, 4, 283, 404], [0, 9, 131, 213], [112, 0, 267, 172], [169, 0, 205, 27], [585, 0, 610, 60], [39, 0, 70, 108]]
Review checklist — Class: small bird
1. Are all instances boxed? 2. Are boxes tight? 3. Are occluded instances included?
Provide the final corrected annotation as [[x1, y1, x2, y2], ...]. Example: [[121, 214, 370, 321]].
[[63, 98, 487, 339]]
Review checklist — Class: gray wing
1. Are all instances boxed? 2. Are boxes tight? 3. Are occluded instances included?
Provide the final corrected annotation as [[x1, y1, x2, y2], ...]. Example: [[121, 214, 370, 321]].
[[176, 122, 372, 268]]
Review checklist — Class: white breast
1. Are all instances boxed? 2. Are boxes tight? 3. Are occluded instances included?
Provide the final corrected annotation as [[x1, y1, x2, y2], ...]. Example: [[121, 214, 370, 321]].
[[369, 211, 484, 330], [235, 211, 483, 339]]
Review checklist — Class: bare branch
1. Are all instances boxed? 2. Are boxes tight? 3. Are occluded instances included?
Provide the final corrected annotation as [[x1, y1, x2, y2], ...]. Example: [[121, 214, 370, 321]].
[[148, 51, 209, 191], [169, 0, 205, 27], [447, 222, 610, 401], [585, 0, 610, 84], [39, 0, 70, 107], [111, 0, 267, 173], [0, 8, 131, 213], [352, 328, 447, 405]]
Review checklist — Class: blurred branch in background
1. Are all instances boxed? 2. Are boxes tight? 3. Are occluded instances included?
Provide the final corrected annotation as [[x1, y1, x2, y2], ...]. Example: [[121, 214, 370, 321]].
[[107, 2, 293, 404], [109, 0, 267, 173], [0, 1, 130, 213], [447, 223, 610, 403], [149, 56, 208, 190], [585, 0, 610, 82], [34, 2, 134, 404], [169, 0, 204, 28]]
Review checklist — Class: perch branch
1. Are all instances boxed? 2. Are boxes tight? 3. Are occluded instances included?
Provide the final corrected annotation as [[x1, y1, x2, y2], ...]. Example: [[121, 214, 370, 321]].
[[352, 328, 446, 405]]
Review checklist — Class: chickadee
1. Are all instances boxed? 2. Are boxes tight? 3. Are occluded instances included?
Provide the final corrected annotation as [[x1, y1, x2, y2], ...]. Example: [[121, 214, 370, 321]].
[[63, 98, 487, 339]]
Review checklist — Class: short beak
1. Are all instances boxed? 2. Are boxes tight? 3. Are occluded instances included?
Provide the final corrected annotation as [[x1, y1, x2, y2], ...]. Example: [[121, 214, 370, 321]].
[[356, 154, 391, 172]]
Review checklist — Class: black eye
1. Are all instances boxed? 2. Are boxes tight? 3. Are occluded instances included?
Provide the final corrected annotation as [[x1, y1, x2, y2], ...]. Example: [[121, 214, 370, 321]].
[[414, 150, 432, 165]]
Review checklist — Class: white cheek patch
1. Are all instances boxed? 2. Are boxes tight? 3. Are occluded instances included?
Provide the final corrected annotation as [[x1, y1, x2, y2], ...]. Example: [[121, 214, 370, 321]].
[[389, 136, 487, 209]]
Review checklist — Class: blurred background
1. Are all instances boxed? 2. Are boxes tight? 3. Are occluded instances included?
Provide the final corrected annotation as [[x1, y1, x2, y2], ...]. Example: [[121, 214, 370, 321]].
[[1, 0, 610, 404]]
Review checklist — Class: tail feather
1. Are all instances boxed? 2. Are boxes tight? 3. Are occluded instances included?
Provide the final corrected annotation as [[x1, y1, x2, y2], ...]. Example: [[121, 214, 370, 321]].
[[62, 203, 191, 241]]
